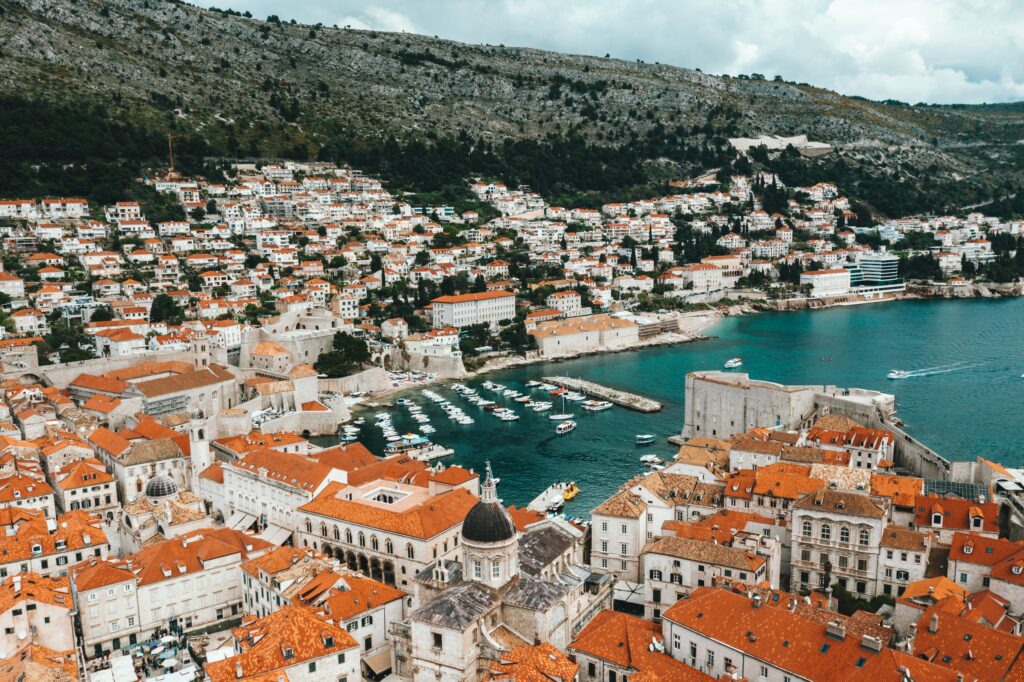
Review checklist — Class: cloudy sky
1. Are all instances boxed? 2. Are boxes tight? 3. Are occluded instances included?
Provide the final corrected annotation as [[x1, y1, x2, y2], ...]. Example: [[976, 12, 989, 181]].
[[196, 0, 1024, 104]]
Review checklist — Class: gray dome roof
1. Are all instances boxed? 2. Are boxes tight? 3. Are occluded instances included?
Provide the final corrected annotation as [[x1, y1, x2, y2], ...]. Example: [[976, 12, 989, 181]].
[[145, 474, 178, 499], [461, 500, 516, 544]]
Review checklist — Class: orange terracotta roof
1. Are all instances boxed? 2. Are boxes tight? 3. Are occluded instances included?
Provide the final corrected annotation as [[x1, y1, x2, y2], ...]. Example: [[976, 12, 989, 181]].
[[127, 528, 272, 587], [569, 610, 712, 681], [54, 459, 113, 490], [69, 373, 130, 395], [230, 449, 334, 492], [0, 572, 72, 614], [205, 606, 356, 682], [914, 598, 1024, 679], [299, 484, 477, 539], [507, 506, 546, 532], [432, 290, 515, 304], [0, 509, 105, 564], [199, 463, 225, 484], [82, 394, 122, 414], [485, 642, 579, 682], [320, 575, 405, 621], [663, 588, 957, 682], [915, 494, 999, 533]]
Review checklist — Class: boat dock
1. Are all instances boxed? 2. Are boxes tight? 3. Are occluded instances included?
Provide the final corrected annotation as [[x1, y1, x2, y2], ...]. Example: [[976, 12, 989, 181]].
[[527, 482, 570, 512], [542, 376, 663, 413]]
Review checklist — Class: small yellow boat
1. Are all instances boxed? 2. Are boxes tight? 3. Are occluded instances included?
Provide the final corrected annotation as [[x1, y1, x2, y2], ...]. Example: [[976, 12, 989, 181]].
[[562, 481, 580, 501]]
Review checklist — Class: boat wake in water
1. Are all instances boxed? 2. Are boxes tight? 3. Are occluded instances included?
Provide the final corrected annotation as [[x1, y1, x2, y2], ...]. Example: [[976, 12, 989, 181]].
[[889, 361, 984, 379]]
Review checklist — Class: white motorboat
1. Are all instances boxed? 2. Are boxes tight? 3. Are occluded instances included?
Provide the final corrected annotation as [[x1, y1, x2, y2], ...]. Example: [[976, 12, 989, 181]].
[[582, 400, 612, 412], [549, 413, 575, 420], [640, 454, 663, 465], [888, 369, 910, 379], [724, 358, 743, 369], [555, 420, 577, 435]]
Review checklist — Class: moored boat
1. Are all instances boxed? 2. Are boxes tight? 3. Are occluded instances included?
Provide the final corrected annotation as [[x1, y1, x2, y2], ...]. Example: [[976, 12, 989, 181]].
[[562, 481, 580, 500]]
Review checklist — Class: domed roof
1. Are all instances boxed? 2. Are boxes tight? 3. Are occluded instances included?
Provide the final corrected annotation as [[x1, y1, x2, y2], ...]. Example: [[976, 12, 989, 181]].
[[145, 474, 178, 499], [461, 501, 516, 544], [461, 465, 515, 544]]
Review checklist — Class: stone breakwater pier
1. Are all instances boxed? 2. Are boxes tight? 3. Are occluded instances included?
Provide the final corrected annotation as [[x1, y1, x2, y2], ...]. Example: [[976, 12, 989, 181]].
[[543, 376, 663, 413]]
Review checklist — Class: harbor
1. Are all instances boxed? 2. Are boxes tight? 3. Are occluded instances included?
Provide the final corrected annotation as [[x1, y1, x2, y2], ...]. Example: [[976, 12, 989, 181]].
[[542, 376, 663, 412], [315, 299, 1024, 516]]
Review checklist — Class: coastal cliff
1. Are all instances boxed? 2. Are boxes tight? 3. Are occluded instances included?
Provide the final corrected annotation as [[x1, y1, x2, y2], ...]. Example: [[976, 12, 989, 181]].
[[906, 282, 1024, 299]]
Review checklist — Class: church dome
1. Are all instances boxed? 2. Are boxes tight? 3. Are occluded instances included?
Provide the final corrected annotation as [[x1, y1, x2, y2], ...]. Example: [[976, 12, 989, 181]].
[[144, 474, 178, 499], [461, 465, 515, 544], [461, 501, 516, 543]]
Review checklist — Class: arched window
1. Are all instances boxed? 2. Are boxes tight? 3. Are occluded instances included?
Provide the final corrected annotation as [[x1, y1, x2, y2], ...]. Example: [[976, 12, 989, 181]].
[[406, 543, 415, 559], [332, 526, 340, 541], [859, 529, 870, 546], [345, 528, 353, 544], [371, 536, 379, 551], [839, 526, 850, 544], [802, 521, 812, 537], [385, 539, 393, 554], [320, 522, 328, 538], [820, 524, 831, 541], [358, 532, 365, 548], [304, 519, 312, 533]]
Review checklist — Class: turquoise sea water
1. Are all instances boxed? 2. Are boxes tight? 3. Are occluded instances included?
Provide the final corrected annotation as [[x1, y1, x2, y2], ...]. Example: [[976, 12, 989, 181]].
[[321, 299, 1024, 516]]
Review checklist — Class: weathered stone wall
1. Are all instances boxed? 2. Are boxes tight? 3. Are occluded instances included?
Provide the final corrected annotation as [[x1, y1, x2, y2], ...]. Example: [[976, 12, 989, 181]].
[[318, 367, 391, 395], [402, 351, 467, 379], [681, 372, 819, 440], [38, 349, 199, 388]]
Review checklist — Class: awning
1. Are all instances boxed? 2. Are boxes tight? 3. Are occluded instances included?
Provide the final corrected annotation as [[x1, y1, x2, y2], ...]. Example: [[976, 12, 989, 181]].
[[257, 524, 293, 546], [364, 647, 393, 675], [225, 510, 257, 531]]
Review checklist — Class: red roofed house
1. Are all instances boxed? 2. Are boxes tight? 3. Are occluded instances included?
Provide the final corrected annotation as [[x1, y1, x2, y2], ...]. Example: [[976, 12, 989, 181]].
[[431, 290, 515, 329], [662, 587, 957, 681], [915, 494, 999, 543], [203, 605, 359, 682], [947, 532, 1024, 612], [569, 609, 714, 682], [223, 448, 348, 543], [71, 528, 272, 659]]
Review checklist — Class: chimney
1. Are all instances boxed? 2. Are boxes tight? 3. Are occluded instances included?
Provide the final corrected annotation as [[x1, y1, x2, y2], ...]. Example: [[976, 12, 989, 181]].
[[861, 634, 883, 652], [929, 613, 939, 634], [235, 661, 243, 679], [826, 619, 846, 640], [752, 594, 762, 609]]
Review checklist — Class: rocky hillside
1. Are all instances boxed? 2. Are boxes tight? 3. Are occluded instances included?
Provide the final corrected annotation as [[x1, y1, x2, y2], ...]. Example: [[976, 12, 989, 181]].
[[2, 0, 1024, 212]]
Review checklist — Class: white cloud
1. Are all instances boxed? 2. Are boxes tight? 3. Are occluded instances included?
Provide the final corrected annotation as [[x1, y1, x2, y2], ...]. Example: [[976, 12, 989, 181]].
[[196, 0, 1024, 104], [336, 7, 417, 33]]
